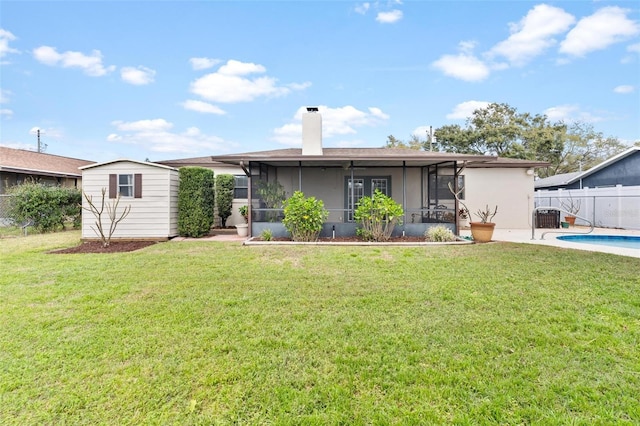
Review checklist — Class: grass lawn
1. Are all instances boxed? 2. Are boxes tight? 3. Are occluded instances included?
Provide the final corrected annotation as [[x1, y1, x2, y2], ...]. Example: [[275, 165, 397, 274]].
[[1, 231, 638, 424]]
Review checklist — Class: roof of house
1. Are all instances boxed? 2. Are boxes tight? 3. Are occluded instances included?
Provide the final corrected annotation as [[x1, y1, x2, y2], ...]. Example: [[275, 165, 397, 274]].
[[156, 156, 227, 168], [535, 146, 639, 189], [80, 158, 177, 171], [210, 148, 549, 168], [0, 146, 94, 178]]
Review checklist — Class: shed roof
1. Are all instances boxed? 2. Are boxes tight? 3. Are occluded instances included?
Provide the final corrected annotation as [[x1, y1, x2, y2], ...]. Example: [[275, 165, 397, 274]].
[[0, 146, 94, 178], [80, 159, 178, 171]]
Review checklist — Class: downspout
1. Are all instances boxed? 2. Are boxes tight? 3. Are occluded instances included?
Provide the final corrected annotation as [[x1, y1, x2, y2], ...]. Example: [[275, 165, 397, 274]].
[[240, 161, 251, 237]]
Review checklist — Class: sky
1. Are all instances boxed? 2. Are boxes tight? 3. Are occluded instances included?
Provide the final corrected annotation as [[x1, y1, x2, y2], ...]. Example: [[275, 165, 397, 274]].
[[1, 0, 639, 163]]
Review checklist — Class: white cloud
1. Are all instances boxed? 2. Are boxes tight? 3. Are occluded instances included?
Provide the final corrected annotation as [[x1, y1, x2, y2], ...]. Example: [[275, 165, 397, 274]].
[[32, 45, 115, 76], [181, 99, 227, 115], [628, 42, 640, 53], [189, 57, 221, 70], [271, 105, 389, 146], [108, 119, 229, 154], [544, 104, 603, 123], [0, 89, 10, 103], [190, 59, 307, 103], [355, 3, 370, 15], [0, 108, 13, 118], [560, 7, 640, 57], [432, 53, 490, 82], [0, 29, 19, 58], [120, 66, 156, 85], [446, 101, 491, 119], [489, 4, 575, 66], [613, 85, 635, 94], [111, 119, 173, 132], [376, 10, 403, 24]]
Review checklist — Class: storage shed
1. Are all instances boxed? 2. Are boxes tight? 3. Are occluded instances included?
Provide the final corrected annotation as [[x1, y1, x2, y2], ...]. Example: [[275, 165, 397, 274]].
[[80, 159, 179, 241]]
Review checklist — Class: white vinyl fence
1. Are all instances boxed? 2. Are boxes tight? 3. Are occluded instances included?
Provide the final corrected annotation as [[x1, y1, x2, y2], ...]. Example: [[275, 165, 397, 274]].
[[535, 185, 640, 230]]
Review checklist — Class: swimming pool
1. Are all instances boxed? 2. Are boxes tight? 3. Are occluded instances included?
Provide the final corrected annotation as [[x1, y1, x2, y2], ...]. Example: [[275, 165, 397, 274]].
[[557, 235, 640, 249]]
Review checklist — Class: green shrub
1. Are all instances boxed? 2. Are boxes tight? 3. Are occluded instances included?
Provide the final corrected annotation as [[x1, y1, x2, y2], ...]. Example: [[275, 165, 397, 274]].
[[282, 191, 328, 242], [425, 225, 456, 242], [6, 182, 82, 232], [178, 167, 215, 237], [354, 189, 403, 242], [260, 228, 273, 241], [256, 180, 287, 222], [215, 174, 234, 227]]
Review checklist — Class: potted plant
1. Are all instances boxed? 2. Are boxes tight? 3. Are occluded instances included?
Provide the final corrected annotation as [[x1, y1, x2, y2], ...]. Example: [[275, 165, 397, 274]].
[[469, 205, 498, 243], [236, 205, 249, 237], [559, 196, 581, 226]]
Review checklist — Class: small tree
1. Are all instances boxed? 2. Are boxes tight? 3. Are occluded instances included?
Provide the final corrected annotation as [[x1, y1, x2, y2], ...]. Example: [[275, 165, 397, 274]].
[[82, 188, 132, 247], [215, 174, 235, 227], [282, 191, 328, 242], [178, 167, 215, 237], [354, 190, 403, 242]]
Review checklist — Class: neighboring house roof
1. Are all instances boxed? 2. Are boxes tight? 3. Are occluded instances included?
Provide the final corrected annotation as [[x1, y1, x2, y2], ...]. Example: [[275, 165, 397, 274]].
[[80, 159, 177, 171], [535, 146, 640, 189], [210, 148, 549, 168], [0, 146, 94, 178], [534, 172, 581, 189]]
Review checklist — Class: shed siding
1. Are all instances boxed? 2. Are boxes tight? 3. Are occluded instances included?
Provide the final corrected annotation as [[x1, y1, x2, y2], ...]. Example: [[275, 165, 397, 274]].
[[81, 161, 179, 240]]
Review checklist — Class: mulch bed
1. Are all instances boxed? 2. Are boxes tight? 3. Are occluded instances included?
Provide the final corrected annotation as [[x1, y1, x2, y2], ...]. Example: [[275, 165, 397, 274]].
[[50, 241, 157, 254], [263, 236, 428, 243]]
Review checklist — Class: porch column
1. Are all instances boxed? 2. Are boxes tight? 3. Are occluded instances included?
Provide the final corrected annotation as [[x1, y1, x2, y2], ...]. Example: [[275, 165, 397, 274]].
[[402, 161, 407, 233], [298, 161, 302, 191]]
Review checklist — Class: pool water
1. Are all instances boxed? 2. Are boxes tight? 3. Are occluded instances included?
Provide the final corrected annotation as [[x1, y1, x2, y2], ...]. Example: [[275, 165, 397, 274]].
[[557, 235, 640, 249]]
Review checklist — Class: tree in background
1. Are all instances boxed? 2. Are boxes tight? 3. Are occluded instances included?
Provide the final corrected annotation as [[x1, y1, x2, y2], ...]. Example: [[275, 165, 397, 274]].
[[178, 167, 215, 238], [215, 174, 234, 227], [425, 102, 628, 178]]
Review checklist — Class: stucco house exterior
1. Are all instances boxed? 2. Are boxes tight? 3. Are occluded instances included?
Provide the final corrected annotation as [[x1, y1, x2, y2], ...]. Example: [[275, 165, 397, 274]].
[[80, 159, 179, 241], [210, 109, 548, 238], [0, 146, 94, 194], [156, 156, 248, 227]]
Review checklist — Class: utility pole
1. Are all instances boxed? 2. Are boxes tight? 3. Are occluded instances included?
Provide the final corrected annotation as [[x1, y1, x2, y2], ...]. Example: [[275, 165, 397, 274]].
[[37, 129, 42, 153]]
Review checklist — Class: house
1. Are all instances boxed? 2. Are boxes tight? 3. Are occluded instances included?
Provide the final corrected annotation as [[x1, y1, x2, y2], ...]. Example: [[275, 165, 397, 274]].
[[535, 146, 640, 190], [156, 156, 247, 227], [534, 147, 640, 230], [210, 108, 548, 238], [80, 160, 179, 241], [0, 146, 94, 194]]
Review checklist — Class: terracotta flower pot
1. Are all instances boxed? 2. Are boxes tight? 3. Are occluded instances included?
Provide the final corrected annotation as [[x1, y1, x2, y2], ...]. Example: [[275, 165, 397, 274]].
[[470, 222, 495, 243], [564, 215, 576, 226]]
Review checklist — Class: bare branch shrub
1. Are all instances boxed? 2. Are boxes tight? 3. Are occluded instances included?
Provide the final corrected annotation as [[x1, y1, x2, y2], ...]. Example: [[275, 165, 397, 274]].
[[82, 188, 132, 247]]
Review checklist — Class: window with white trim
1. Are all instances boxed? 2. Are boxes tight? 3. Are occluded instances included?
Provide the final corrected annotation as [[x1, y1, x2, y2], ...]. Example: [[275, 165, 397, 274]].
[[234, 175, 248, 199]]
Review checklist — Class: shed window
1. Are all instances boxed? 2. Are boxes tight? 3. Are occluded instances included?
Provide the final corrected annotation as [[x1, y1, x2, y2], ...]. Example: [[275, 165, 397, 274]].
[[109, 173, 142, 199]]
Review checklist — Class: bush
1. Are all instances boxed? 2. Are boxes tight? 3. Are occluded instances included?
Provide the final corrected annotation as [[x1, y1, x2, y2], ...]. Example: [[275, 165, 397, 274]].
[[425, 225, 456, 242], [215, 174, 234, 227], [178, 167, 215, 237], [282, 191, 328, 242], [6, 182, 82, 232], [354, 190, 403, 242]]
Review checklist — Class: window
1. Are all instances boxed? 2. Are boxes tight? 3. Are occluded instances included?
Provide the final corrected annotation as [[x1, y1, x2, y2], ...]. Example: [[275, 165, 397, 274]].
[[119, 174, 134, 197], [234, 175, 248, 199], [109, 173, 142, 199], [344, 176, 391, 222]]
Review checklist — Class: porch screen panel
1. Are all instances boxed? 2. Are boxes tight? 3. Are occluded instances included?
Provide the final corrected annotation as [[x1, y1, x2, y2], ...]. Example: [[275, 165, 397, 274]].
[[347, 178, 364, 222]]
